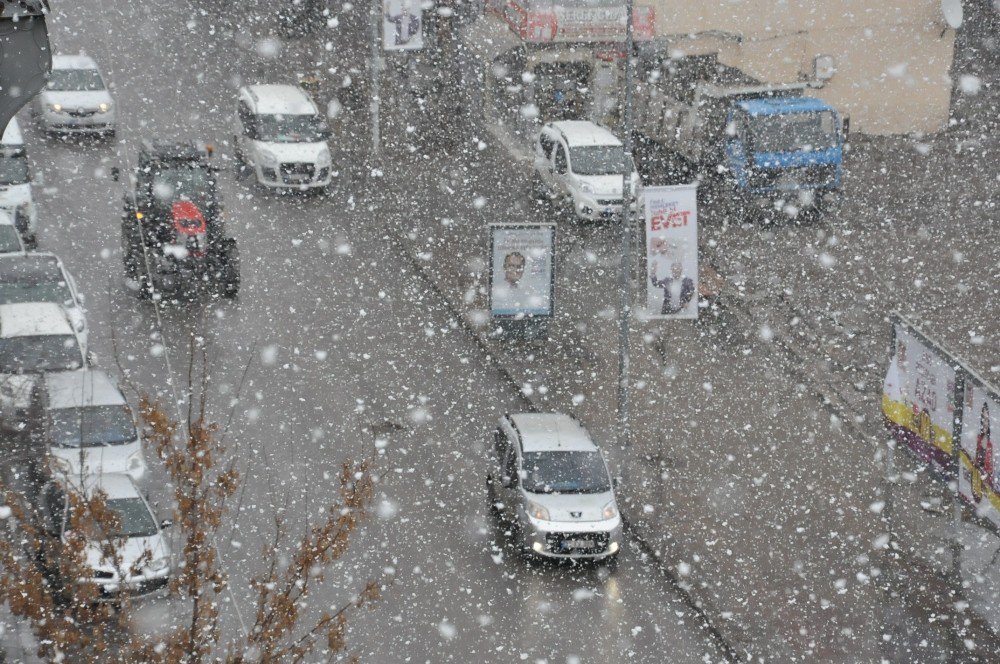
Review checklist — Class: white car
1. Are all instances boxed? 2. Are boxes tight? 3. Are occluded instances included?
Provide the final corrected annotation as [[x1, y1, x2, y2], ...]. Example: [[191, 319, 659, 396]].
[[234, 84, 333, 190], [0, 301, 88, 374], [43, 369, 146, 481], [487, 412, 622, 562], [0, 118, 38, 247], [0, 252, 88, 348], [33, 54, 116, 136], [533, 120, 640, 221], [39, 474, 171, 598]]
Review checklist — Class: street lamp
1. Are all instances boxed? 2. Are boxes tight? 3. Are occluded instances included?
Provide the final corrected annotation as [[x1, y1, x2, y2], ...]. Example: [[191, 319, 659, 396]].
[[617, 0, 636, 458]]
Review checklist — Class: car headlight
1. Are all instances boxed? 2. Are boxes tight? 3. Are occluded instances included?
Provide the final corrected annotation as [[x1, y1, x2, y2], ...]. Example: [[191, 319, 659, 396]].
[[49, 103, 63, 112], [602, 502, 618, 520], [147, 557, 169, 573], [525, 501, 550, 521], [98, 102, 111, 113], [579, 181, 594, 194], [259, 151, 278, 167]]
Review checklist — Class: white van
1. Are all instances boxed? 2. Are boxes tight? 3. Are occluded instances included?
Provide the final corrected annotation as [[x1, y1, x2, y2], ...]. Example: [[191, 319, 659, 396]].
[[0, 119, 37, 247], [533, 120, 640, 221], [234, 84, 333, 191]]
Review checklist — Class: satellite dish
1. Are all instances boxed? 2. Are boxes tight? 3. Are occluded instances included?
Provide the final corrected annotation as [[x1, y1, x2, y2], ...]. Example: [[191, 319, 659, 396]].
[[942, 0, 963, 29]]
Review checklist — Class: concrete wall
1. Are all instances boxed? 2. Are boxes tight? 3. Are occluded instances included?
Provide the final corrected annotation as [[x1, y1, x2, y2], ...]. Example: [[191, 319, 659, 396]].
[[652, 0, 957, 134]]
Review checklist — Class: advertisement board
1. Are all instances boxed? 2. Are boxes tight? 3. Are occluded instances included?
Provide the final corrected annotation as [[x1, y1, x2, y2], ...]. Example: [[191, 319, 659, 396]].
[[489, 224, 555, 318], [383, 0, 423, 51], [643, 184, 698, 320], [881, 320, 958, 476], [958, 376, 1000, 527]]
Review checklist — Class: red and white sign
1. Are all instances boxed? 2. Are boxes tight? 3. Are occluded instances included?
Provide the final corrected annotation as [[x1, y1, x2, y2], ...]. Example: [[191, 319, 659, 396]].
[[495, 1, 654, 44], [643, 185, 698, 320]]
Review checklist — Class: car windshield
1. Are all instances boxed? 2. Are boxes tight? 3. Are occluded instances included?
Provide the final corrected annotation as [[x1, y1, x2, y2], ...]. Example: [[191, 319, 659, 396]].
[[521, 451, 611, 494], [151, 166, 212, 205], [0, 283, 73, 307], [570, 145, 627, 176], [46, 68, 105, 92], [49, 405, 136, 447], [0, 335, 82, 373], [0, 227, 21, 253], [106, 498, 158, 538], [748, 111, 838, 152], [255, 114, 327, 142], [0, 156, 29, 186]]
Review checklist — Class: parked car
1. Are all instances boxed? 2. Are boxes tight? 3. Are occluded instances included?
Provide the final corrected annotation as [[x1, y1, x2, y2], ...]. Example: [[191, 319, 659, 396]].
[[0, 252, 88, 347], [0, 210, 26, 253], [38, 473, 171, 598], [42, 369, 146, 481], [487, 412, 622, 562], [33, 54, 115, 136], [533, 120, 640, 221], [0, 118, 38, 247], [233, 84, 333, 191], [0, 302, 88, 375]]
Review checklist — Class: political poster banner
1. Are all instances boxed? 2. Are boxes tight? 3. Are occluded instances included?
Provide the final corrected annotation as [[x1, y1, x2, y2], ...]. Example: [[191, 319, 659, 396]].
[[958, 376, 1000, 528], [383, 0, 423, 51], [489, 223, 555, 318], [881, 318, 958, 477], [643, 184, 698, 320]]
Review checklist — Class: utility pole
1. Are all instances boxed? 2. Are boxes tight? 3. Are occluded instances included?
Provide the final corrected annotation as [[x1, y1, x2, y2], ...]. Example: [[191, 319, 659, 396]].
[[370, 0, 381, 156], [617, 0, 636, 457]]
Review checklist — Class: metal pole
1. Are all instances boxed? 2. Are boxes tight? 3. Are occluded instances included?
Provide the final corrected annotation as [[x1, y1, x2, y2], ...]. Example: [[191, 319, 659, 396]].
[[370, 0, 381, 156], [617, 0, 635, 457]]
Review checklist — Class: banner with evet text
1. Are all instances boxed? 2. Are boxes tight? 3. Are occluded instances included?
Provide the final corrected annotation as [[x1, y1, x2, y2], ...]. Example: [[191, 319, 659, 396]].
[[643, 184, 698, 320]]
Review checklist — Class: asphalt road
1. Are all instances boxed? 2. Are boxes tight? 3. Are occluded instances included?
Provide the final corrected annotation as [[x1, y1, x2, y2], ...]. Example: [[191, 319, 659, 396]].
[[14, 1, 727, 661]]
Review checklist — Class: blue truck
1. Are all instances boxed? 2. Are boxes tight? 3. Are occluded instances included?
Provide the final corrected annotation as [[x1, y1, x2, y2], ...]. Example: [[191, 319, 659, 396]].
[[635, 56, 845, 214]]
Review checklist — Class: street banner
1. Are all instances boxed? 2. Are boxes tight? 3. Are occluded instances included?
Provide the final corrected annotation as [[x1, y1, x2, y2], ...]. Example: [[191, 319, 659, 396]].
[[489, 223, 555, 318], [643, 184, 698, 320], [881, 318, 958, 477], [383, 0, 423, 51], [958, 376, 1000, 527]]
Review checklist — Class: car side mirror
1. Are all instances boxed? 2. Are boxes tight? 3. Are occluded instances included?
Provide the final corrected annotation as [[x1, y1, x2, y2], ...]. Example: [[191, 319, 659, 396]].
[[86, 351, 97, 367], [160, 518, 173, 530], [500, 475, 514, 488], [613, 476, 620, 490], [110, 166, 120, 182], [76, 292, 85, 305]]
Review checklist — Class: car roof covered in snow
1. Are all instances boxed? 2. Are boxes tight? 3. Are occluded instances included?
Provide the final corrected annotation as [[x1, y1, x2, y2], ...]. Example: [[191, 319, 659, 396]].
[[43, 369, 126, 410], [511, 413, 597, 453], [52, 54, 100, 71], [549, 120, 622, 148], [245, 84, 318, 115], [0, 302, 72, 338]]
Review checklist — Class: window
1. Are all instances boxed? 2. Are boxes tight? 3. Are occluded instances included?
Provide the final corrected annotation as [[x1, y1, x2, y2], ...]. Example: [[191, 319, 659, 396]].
[[49, 405, 136, 448], [539, 134, 555, 160], [521, 451, 611, 494], [238, 101, 254, 132], [554, 144, 567, 174], [46, 69, 105, 92], [503, 446, 518, 483], [0, 335, 83, 373], [568, 145, 626, 176], [493, 429, 508, 459]]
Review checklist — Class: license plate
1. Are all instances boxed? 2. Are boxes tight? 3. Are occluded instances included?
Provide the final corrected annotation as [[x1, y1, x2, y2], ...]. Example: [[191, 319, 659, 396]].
[[565, 538, 593, 549]]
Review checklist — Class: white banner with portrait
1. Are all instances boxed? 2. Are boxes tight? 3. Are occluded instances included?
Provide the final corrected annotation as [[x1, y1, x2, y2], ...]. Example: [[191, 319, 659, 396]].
[[489, 224, 555, 318], [958, 379, 1000, 527], [383, 0, 423, 51], [643, 185, 698, 320]]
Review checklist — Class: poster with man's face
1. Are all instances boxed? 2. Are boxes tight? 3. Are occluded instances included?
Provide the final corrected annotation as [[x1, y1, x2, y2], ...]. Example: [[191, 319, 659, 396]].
[[958, 381, 1000, 526], [489, 224, 555, 318], [644, 185, 698, 319], [383, 0, 423, 51]]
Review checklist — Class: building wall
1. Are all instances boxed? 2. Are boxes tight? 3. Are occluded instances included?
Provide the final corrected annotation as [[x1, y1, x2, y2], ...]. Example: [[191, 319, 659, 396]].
[[652, 0, 956, 134]]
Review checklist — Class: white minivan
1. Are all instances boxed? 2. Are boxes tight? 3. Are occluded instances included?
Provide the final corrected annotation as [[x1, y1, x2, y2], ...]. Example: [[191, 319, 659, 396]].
[[0, 119, 38, 247], [487, 412, 622, 562], [533, 120, 640, 221], [234, 84, 333, 191]]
